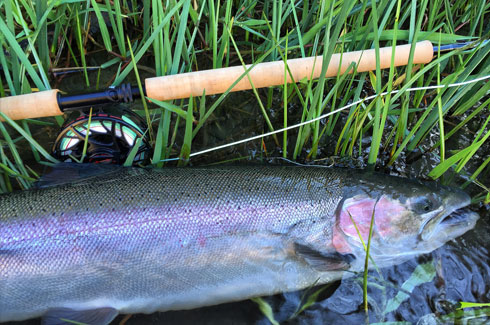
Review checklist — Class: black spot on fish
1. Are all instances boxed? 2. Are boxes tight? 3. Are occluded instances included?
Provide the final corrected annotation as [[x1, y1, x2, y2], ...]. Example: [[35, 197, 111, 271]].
[[0, 249, 16, 256]]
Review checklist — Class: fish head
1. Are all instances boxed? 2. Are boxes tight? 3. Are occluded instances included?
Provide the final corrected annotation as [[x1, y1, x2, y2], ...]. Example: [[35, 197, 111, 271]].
[[332, 172, 479, 268]]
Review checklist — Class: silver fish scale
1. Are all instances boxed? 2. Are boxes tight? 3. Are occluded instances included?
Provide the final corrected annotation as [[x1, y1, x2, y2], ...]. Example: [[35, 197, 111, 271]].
[[0, 166, 346, 320]]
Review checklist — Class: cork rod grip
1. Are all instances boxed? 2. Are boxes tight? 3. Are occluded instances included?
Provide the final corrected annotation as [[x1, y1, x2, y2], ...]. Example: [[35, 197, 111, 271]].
[[146, 41, 434, 101], [0, 90, 63, 121]]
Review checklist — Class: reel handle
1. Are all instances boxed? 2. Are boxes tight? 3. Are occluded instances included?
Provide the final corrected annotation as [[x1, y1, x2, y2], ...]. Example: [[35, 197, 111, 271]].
[[0, 85, 138, 121], [0, 90, 63, 121]]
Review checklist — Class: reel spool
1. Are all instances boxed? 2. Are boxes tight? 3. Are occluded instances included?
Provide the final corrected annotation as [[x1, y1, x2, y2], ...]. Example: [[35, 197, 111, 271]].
[[52, 107, 151, 165]]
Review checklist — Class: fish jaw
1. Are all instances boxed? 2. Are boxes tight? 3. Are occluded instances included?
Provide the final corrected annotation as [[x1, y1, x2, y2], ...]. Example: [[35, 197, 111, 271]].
[[417, 186, 479, 248], [419, 186, 476, 241]]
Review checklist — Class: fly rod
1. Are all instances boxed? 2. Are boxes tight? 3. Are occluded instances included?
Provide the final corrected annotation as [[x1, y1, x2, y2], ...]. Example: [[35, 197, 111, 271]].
[[0, 40, 475, 121]]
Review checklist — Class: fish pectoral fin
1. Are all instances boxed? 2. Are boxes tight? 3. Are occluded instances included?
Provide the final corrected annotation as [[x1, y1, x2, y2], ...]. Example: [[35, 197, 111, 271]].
[[294, 242, 354, 271], [42, 307, 118, 325]]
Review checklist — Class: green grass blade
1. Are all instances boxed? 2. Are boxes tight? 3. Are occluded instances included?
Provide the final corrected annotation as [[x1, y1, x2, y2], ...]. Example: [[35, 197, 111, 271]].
[[178, 96, 194, 165], [90, 0, 113, 51], [170, 0, 190, 75], [0, 19, 47, 90], [127, 36, 153, 143], [112, 0, 186, 85]]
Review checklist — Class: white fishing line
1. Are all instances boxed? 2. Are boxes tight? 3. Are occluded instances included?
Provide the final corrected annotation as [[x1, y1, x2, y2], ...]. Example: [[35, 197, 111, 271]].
[[161, 74, 490, 162]]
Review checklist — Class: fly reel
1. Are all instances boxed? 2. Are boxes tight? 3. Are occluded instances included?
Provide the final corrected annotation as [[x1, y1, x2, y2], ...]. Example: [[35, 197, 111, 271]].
[[52, 107, 151, 165]]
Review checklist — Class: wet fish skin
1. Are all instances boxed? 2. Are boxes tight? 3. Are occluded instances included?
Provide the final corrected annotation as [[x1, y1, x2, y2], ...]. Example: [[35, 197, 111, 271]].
[[0, 165, 478, 323]]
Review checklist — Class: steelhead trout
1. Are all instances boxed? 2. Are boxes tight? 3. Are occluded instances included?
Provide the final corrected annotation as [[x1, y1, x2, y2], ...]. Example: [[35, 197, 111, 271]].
[[0, 165, 478, 324]]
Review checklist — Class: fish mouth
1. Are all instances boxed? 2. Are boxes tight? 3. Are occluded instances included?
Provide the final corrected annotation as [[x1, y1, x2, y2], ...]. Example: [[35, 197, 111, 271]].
[[421, 204, 479, 242], [436, 207, 479, 231]]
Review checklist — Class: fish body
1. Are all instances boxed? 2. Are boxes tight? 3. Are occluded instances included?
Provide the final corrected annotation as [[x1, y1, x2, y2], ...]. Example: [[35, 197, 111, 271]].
[[0, 165, 478, 323]]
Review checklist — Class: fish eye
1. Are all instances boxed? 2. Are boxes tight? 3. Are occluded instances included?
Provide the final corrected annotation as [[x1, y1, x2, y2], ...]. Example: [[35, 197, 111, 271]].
[[412, 197, 435, 213]]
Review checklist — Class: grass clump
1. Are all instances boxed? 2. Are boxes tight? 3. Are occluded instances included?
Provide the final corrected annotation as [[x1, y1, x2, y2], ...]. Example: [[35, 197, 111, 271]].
[[0, 1, 488, 193]]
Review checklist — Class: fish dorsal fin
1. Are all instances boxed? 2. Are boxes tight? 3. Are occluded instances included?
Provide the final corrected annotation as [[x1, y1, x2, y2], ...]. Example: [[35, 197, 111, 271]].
[[294, 242, 355, 271], [42, 307, 118, 325], [35, 163, 140, 188]]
